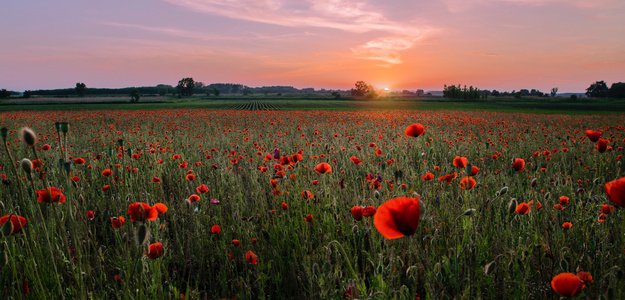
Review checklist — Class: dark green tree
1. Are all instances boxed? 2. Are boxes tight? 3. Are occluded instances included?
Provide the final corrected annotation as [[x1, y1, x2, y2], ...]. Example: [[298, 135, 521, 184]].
[[75, 82, 87, 97], [23, 90, 32, 98], [585, 81, 609, 98], [608, 82, 625, 98], [0, 89, 11, 99], [550, 87, 558, 97], [130, 88, 141, 102], [213, 87, 220, 96], [177, 78, 195, 96], [351, 81, 373, 97]]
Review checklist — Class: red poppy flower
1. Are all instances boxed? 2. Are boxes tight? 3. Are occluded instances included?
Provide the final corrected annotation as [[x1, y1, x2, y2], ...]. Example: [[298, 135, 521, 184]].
[[172, 154, 181, 160], [86, 211, 95, 220], [439, 173, 457, 184], [196, 184, 209, 194], [232, 239, 240, 246], [350, 156, 363, 165], [102, 169, 112, 177], [102, 185, 110, 192], [111, 216, 125, 229], [453, 156, 468, 168], [559, 196, 569, 206], [186, 174, 195, 181], [605, 177, 625, 207], [553, 204, 564, 210], [422, 172, 434, 181], [600, 204, 614, 214], [36, 187, 66, 203], [127, 202, 168, 222], [363, 206, 377, 217], [74, 157, 86, 164], [597, 139, 608, 153], [305, 214, 313, 222], [211, 225, 221, 234], [404, 123, 425, 137], [515, 203, 530, 215], [312, 180, 319, 185], [145, 242, 164, 259], [459, 176, 476, 190], [374, 197, 421, 239], [470, 166, 480, 176], [512, 158, 525, 172], [351, 206, 363, 221], [189, 194, 200, 202], [42, 144, 51, 151], [246, 250, 258, 264], [551, 273, 585, 297], [281, 202, 288, 210], [314, 163, 332, 174], [562, 222, 572, 229], [152, 177, 161, 183], [301, 190, 314, 199], [585, 130, 602, 142], [0, 215, 27, 235]]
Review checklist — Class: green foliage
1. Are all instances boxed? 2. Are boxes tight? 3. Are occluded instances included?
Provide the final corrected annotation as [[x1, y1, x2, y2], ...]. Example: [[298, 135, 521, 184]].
[[585, 81, 609, 98], [0, 89, 11, 99], [177, 78, 195, 96], [351, 81, 374, 97], [551, 87, 558, 97], [213, 87, 220, 96], [23, 90, 32, 98], [130, 88, 141, 102], [75, 82, 87, 97], [443, 84, 481, 100], [608, 82, 625, 98]]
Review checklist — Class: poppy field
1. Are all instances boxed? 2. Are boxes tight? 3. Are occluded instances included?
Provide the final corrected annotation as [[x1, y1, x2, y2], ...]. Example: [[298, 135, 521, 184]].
[[0, 108, 624, 299]]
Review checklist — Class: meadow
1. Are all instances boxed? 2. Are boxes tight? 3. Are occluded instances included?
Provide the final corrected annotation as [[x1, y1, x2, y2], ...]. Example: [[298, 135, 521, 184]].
[[0, 107, 624, 299]]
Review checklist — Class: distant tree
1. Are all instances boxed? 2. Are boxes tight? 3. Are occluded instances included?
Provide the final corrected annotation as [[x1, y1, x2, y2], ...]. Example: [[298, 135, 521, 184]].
[[331, 91, 341, 99], [416, 89, 424, 96], [130, 88, 141, 102], [550, 87, 558, 97], [585, 81, 609, 98], [158, 87, 167, 96], [23, 90, 32, 98], [213, 87, 220, 96], [519, 89, 530, 96], [195, 82, 204, 88], [351, 81, 373, 97], [177, 78, 195, 96], [608, 82, 625, 98], [75, 82, 87, 97], [0, 89, 11, 99], [264, 90, 269, 96], [491, 90, 500, 97], [570, 94, 578, 100], [243, 87, 252, 96]]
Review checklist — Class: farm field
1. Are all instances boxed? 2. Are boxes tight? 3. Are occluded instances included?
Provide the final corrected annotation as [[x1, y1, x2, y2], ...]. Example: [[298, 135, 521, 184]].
[[0, 108, 624, 299], [2, 95, 625, 114]]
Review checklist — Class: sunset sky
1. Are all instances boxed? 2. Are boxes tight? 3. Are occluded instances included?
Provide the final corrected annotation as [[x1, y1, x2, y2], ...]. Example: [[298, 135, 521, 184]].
[[1, 0, 624, 92]]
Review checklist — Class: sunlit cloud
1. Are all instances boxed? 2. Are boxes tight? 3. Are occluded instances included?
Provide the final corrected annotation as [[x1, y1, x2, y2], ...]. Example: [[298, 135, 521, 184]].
[[352, 36, 421, 66]]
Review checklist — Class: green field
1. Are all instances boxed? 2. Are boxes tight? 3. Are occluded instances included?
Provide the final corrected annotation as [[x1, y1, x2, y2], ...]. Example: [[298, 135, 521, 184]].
[[2, 95, 625, 114]]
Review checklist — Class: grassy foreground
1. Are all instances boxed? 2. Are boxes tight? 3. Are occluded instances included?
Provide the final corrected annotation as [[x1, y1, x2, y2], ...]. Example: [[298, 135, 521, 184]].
[[0, 108, 623, 299]]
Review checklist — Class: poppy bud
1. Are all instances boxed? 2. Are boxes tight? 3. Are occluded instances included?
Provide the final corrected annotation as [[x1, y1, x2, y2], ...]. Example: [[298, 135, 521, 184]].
[[0, 251, 7, 268], [374, 190, 380, 199], [60, 122, 69, 133], [531, 178, 537, 187], [462, 208, 476, 216], [136, 224, 150, 246], [544, 192, 551, 200], [20, 158, 33, 174], [499, 186, 508, 196], [54, 122, 60, 132], [1, 217, 14, 237], [419, 199, 426, 219], [507, 198, 518, 214], [0, 127, 8, 140], [20, 127, 36, 146]]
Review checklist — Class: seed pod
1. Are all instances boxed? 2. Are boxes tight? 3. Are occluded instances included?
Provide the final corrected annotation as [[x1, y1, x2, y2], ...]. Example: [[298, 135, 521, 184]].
[[507, 198, 518, 214], [20, 158, 33, 174], [20, 127, 37, 146], [136, 224, 150, 246], [60, 122, 69, 133]]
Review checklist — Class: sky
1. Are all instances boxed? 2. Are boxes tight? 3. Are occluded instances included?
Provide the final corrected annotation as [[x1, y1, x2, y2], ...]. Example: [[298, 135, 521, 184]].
[[1, 0, 624, 93]]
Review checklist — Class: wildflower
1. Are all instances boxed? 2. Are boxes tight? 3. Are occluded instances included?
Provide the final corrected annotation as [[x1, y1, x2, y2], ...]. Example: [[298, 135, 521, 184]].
[[111, 217, 125, 229], [36, 187, 66, 203], [246, 250, 258, 264], [314, 162, 332, 174], [232, 239, 240, 246], [404, 123, 425, 137], [351, 206, 363, 221], [585, 130, 602, 142], [188, 194, 200, 202], [86, 211, 95, 220], [597, 139, 608, 153], [102, 169, 112, 177], [374, 197, 421, 239], [459, 176, 476, 190], [0, 215, 27, 235], [551, 273, 585, 297], [305, 214, 313, 222], [605, 176, 625, 207], [515, 203, 530, 215], [145, 242, 164, 259], [512, 158, 525, 172], [281, 202, 288, 210], [211, 225, 221, 234], [196, 184, 209, 194], [127, 202, 168, 222], [422, 172, 434, 181], [453, 156, 468, 168], [562, 222, 572, 229], [152, 177, 161, 183], [559, 196, 569, 206], [362, 206, 377, 217]]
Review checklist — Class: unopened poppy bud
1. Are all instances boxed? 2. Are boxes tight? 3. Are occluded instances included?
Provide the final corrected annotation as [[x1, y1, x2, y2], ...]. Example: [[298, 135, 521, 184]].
[[499, 186, 508, 196], [117, 139, 124, 147], [60, 122, 69, 133], [531, 178, 537, 187], [136, 224, 149, 246], [20, 127, 36, 146], [20, 158, 33, 174], [0, 251, 7, 268], [462, 208, 476, 216], [419, 199, 426, 219], [374, 190, 380, 199], [0, 127, 8, 140], [544, 192, 551, 200], [484, 261, 496, 275], [1, 217, 14, 237], [54, 122, 60, 132], [507, 198, 518, 214]]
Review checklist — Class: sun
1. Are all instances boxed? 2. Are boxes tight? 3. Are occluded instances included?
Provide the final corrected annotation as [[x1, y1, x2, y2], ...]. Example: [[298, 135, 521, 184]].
[[384, 87, 389, 91]]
